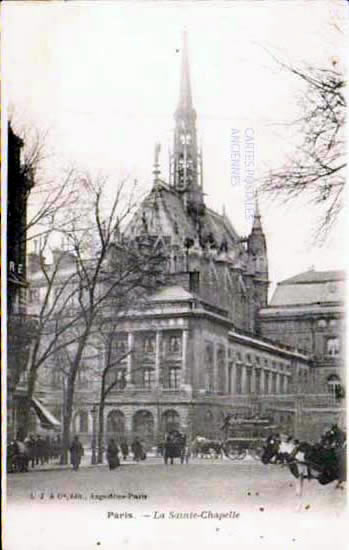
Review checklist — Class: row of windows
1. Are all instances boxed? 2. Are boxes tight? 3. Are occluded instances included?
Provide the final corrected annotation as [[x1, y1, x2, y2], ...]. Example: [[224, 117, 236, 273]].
[[229, 366, 289, 395], [142, 335, 182, 354], [318, 318, 338, 328], [113, 335, 182, 354], [53, 365, 183, 391], [106, 366, 182, 390], [233, 351, 288, 372]]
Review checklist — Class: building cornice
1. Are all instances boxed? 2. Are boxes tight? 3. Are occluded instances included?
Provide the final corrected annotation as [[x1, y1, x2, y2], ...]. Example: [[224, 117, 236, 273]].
[[228, 330, 311, 362]]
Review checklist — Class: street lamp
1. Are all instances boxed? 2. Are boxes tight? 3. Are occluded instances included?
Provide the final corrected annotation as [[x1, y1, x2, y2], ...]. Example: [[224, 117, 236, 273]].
[[91, 405, 97, 465]]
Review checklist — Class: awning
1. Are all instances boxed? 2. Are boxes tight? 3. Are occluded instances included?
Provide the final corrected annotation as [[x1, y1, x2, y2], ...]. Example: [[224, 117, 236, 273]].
[[8, 273, 29, 287], [31, 398, 61, 431]]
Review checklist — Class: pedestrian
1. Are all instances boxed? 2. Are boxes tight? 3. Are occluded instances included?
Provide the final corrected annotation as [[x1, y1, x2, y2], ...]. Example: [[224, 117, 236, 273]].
[[44, 436, 51, 464], [54, 434, 62, 460], [120, 439, 129, 461], [106, 439, 120, 470], [36, 435, 45, 466], [25, 434, 36, 469], [131, 437, 143, 462], [221, 413, 234, 435], [70, 436, 84, 471]]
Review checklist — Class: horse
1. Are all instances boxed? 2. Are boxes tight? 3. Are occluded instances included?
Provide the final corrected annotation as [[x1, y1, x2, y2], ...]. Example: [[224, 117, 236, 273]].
[[261, 431, 346, 497], [7, 441, 30, 473], [191, 436, 223, 459]]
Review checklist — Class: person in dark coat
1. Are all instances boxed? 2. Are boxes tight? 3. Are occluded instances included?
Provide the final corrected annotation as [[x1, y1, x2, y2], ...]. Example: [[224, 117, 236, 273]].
[[25, 435, 37, 469], [70, 436, 84, 471], [44, 436, 51, 463], [36, 435, 45, 466], [131, 437, 143, 462], [53, 435, 62, 460], [120, 440, 129, 461], [106, 439, 120, 470]]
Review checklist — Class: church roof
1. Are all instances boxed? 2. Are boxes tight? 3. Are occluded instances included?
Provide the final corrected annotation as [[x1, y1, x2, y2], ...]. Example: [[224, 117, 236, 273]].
[[279, 269, 345, 285], [127, 181, 241, 249], [150, 285, 194, 302], [270, 269, 345, 307]]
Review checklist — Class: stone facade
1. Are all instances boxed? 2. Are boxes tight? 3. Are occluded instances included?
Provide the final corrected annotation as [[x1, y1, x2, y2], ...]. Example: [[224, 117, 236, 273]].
[[259, 270, 345, 393], [259, 270, 346, 438], [24, 33, 345, 449], [29, 277, 313, 446], [7, 124, 37, 440]]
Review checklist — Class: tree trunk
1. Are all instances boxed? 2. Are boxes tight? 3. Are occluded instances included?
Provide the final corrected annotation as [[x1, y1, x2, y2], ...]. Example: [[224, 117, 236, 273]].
[[61, 376, 75, 465], [97, 399, 105, 463], [60, 337, 86, 464], [20, 363, 37, 440]]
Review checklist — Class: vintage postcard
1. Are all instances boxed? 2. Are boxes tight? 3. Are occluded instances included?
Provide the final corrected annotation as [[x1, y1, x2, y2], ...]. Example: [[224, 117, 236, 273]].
[[2, 1, 347, 549]]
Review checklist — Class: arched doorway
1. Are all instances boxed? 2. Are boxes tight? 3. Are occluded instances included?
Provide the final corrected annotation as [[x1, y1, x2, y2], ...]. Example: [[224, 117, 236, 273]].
[[132, 410, 154, 447], [106, 410, 125, 441], [161, 409, 180, 434]]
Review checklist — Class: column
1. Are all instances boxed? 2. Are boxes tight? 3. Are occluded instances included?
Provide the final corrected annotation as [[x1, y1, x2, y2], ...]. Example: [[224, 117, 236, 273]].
[[268, 371, 273, 394], [127, 332, 134, 383], [241, 365, 247, 394], [284, 375, 289, 394], [264, 371, 268, 395], [276, 373, 281, 395], [251, 367, 256, 394], [260, 369, 265, 394], [181, 329, 188, 386], [230, 363, 236, 394], [155, 330, 162, 386]]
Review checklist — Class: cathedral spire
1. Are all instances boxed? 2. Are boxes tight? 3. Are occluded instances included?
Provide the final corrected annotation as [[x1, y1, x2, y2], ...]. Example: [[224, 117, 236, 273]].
[[177, 29, 193, 112], [252, 192, 262, 232], [152, 142, 161, 185], [171, 31, 204, 220]]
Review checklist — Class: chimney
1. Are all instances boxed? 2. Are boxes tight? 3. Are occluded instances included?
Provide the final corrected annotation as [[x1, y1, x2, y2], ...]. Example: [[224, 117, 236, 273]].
[[27, 252, 41, 274]]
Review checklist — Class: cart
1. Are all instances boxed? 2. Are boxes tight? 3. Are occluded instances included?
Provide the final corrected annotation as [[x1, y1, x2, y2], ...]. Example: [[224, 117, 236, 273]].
[[221, 417, 278, 461]]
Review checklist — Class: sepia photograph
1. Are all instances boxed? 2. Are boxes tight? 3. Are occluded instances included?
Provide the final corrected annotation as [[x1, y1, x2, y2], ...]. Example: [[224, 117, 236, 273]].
[[2, 1, 347, 549]]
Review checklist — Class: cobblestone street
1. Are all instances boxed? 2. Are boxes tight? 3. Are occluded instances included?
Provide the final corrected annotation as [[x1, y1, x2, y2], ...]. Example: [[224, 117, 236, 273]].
[[6, 457, 346, 550]]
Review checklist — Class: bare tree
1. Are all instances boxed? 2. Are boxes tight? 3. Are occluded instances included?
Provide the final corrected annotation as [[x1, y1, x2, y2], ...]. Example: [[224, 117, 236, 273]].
[[261, 61, 346, 241], [19, 236, 88, 439], [54, 175, 165, 463], [9, 118, 81, 246]]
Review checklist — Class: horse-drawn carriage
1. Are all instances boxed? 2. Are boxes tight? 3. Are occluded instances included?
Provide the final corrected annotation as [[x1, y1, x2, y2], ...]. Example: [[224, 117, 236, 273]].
[[163, 430, 187, 465], [222, 416, 277, 460], [190, 416, 276, 460]]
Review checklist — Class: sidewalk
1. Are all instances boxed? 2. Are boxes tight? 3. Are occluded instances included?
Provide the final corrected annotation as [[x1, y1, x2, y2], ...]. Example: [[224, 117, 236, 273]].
[[15, 450, 262, 474], [23, 451, 161, 473]]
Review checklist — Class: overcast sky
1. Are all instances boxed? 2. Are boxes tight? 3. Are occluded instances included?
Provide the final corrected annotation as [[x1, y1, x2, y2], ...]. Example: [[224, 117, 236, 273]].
[[3, 0, 347, 293]]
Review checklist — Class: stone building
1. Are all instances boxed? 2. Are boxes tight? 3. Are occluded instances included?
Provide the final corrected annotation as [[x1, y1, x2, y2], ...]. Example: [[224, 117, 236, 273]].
[[25, 33, 344, 449], [259, 269, 345, 393], [259, 269, 346, 439], [7, 124, 37, 440]]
